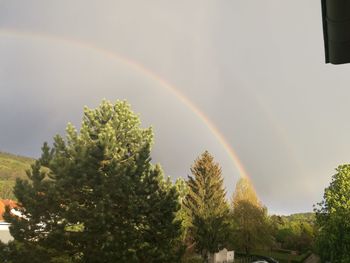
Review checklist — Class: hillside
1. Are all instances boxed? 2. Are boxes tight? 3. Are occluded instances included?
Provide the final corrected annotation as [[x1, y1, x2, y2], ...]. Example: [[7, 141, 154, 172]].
[[283, 212, 315, 224], [0, 152, 34, 199]]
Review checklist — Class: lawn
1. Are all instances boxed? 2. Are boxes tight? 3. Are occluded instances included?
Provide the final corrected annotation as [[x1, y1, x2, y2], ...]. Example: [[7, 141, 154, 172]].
[[253, 250, 311, 263]]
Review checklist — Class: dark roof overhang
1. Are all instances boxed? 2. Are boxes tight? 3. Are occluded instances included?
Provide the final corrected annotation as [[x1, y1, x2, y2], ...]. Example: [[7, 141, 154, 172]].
[[321, 0, 350, 64]]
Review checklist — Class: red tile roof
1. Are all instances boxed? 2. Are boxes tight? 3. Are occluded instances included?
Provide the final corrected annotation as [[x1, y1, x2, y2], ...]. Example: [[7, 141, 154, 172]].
[[0, 200, 17, 221]]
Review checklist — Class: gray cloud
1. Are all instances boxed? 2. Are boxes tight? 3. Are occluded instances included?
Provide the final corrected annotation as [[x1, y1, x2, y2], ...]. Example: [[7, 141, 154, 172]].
[[0, 0, 347, 214]]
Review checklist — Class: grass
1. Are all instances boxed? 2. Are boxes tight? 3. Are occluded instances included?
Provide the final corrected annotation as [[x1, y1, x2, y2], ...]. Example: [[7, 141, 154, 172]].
[[0, 152, 35, 199], [183, 250, 311, 263], [0, 152, 34, 180], [253, 250, 311, 263], [0, 180, 16, 200]]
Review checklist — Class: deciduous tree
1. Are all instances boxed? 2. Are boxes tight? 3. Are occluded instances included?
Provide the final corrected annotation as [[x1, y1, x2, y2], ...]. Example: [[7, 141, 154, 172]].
[[230, 178, 271, 254], [315, 164, 350, 262], [231, 200, 271, 255], [232, 177, 260, 207]]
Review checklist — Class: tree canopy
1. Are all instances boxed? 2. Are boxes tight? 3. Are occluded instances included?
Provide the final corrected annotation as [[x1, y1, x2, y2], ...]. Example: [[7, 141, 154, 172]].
[[315, 164, 350, 262], [269, 213, 315, 252], [232, 177, 260, 207], [231, 200, 271, 255], [230, 177, 271, 254], [183, 151, 230, 261], [4, 100, 182, 263]]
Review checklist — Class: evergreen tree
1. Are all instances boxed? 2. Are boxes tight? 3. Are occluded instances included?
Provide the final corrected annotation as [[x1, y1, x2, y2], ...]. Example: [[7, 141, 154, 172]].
[[5, 100, 182, 263], [175, 178, 191, 243], [183, 151, 229, 262], [314, 164, 350, 262]]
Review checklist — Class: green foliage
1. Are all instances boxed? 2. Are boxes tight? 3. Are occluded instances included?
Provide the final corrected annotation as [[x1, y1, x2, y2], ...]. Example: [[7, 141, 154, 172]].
[[175, 178, 192, 243], [0, 152, 34, 199], [183, 151, 230, 261], [0, 152, 34, 180], [251, 250, 312, 263], [0, 180, 16, 200], [286, 213, 315, 224], [270, 213, 315, 252], [232, 177, 260, 207], [314, 164, 350, 262], [182, 254, 204, 263], [230, 177, 271, 255], [0, 240, 10, 262], [5, 240, 75, 263], [231, 200, 272, 255], [4, 100, 183, 263]]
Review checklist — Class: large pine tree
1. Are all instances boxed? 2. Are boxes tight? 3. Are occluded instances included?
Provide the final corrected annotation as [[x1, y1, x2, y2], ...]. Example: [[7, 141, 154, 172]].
[[183, 151, 229, 261], [5, 100, 182, 263]]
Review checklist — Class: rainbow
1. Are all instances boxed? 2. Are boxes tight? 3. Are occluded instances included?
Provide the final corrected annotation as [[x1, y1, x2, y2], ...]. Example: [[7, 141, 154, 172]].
[[0, 28, 250, 180]]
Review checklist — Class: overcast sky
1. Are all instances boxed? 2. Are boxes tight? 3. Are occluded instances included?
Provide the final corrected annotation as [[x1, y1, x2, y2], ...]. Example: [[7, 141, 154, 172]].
[[0, 0, 349, 214]]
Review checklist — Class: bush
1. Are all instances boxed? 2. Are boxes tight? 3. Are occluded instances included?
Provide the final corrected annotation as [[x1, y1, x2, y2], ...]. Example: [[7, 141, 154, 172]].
[[182, 255, 204, 263]]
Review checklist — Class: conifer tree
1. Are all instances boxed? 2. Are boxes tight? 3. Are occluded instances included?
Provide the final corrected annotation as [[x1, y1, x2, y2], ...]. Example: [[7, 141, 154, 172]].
[[183, 151, 229, 261], [5, 100, 182, 263], [175, 178, 191, 243]]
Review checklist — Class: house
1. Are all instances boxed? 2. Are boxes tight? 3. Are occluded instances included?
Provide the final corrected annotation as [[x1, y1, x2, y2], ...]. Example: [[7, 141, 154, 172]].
[[0, 199, 17, 243], [208, 248, 234, 263], [0, 199, 17, 221], [0, 222, 12, 243]]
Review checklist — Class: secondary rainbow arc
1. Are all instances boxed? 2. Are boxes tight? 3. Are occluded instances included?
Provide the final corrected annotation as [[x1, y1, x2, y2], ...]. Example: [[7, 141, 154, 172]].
[[0, 28, 250, 180]]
